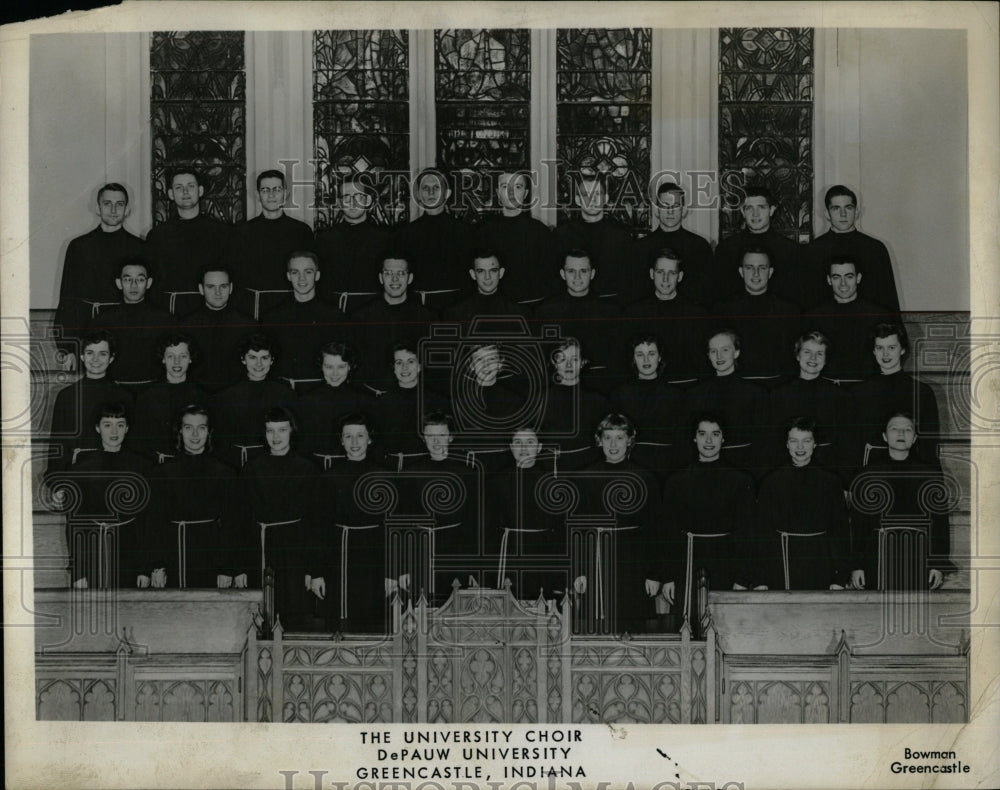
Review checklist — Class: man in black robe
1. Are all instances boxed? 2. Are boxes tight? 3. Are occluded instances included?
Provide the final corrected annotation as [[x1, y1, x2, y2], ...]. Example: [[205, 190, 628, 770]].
[[260, 250, 349, 389], [231, 169, 313, 318], [91, 257, 177, 388], [442, 249, 532, 329], [53, 183, 144, 364], [472, 170, 553, 304], [622, 248, 712, 383], [180, 264, 257, 392], [314, 176, 392, 313], [628, 181, 714, 307], [755, 418, 853, 590], [803, 257, 897, 382], [804, 185, 900, 313], [144, 168, 233, 316], [710, 185, 804, 308], [713, 246, 801, 382]]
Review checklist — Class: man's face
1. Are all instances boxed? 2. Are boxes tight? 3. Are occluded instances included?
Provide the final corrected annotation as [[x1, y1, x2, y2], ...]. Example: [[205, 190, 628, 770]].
[[199, 270, 233, 309], [341, 423, 372, 462], [827, 263, 861, 303], [81, 341, 114, 377], [873, 334, 905, 374], [470, 256, 504, 296], [423, 423, 452, 461], [168, 173, 202, 211], [321, 353, 351, 387], [497, 172, 528, 212], [708, 334, 739, 376], [97, 190, 128, 229], [415, 174, 448, 213], [797, 339, 827, 380], [257, 177, 286, 214], [162, 343, 191, 384], [96, 416, 128, 452], [265, 420, 292, 455], [470, 345, 500, 385], [786, 428, 816, 467], [741, 196, 775, 233], [740, 252, 773, 296], [826, 195, 857, 233], [243, 348, 273, 381], [287, 256, 320, 297], [650, 256, 683, 299], [694, 421, 723, 462], [600, 428, 631, 464], [393, 350, 421, 388], [561, 256, 595, 297], [654, 189, 686, 231], [117, 265, 151, 304], [633, 342, 660, 380], [509, 429, 541, 468], [180, 413, 210, 454], [883, 415, 917, 453], [380, 259, 412, 299], [339, 181, 372, 223], [553, 343, 581, 386], [575, 180, 606, 219]]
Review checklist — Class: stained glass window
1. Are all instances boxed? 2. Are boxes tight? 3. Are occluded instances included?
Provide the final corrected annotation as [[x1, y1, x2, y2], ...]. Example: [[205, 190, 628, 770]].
[[435, 29, 531, 221], [150, 31, 247, 225], [718, 28, 814, 242], [556, 28, 652, 232], [313, 30, 410, 229]]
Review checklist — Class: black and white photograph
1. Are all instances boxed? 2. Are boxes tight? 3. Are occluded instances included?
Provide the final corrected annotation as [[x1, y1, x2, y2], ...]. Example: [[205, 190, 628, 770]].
[[3, 2, 998, 788]]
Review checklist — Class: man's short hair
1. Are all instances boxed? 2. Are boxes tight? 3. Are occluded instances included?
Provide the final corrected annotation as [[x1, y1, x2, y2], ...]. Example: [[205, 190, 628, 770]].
[[496, 169, 533, 200], [156, 332, 200, 367], [263, 405, 298, 434], [286, 249, 319, 268], [339, 412, 374, 436], [199, 262, 234, 283], [167, 168, 201, 188], [82, 329, 117, 357], [422, 411, 452, 432], [595, 412, 636, 440], [94, 400, 130, 426], [175, 403, 214, 453], [97, 182, 129, 204], [256, 169, 285, 190], [471, 247, 502, 267], [870, 322, 910, 353], [785, 416, 818, 441], [650, 247, 684, 272], [319, 340, 359, 374], [707, 328, 741, 352], [740, 244, 771, 264], [574, 171, 607, 193], [655, 181, 686, 202], [118, 255, 154, 280], [794, 330, 830, 356], [743, 184, 775, 206], [884, 410, 916, 431], [827, 255, 859, 273], [824, 184, 857, 209], [414, 167, 448, 191], [381, 251, 412, 271], [239, 332, 278, 359], [692, 412, 726, 438], [563, 248, 592, 267]]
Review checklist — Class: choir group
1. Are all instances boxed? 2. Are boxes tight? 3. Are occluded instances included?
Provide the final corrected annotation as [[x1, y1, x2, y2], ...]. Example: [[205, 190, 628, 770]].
[[42, 166, 953, 635]]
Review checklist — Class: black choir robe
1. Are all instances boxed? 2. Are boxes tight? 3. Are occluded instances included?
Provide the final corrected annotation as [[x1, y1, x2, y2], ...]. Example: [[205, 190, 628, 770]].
[[91, 301, 178, 385], [350, 297, 438, 389], [54, 226, 144, 352], [297, 381, 378, 460], [713, 291, 801, 380], [622, 294, 712, 382], [144, 213, 234, 312], [850, 454, 954, 589], [473, 213, 553, 303], [662, 460, 756, 609], [131, 379, 209, 460], [394, 213, 475, 311], [802, 298, 896, 381], [179, 302, 257, 392], [47, 377, 134, 470], [442, 290, 532, 329], [610, 377, 688, 481], [629, 226, 715, 308], [710, 228, 805, 308], [141, 450, 241, 587], [804, 229, 900, 313], [315, 220, 394, 310], [550, 216, 633, 302], [755, 463, 851, 590], [231, 213, 314, 316], [327, 455, 390, 632], [373, 383, 452, 459], [851, 371, 941, 466], [534, 294, 625, 393], [539, 383, 610, 471], [241, 451, 333, 629], [260, 296, 350, 384], [210, 378, 296, 467], [683, 374, 769, 471]]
